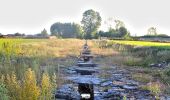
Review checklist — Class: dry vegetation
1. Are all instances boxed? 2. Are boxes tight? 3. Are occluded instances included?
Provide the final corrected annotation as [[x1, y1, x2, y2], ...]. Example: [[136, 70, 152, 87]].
[[95, 40, 170, 96], [0, 38, 117, 99], [0, 38, 170, 99]]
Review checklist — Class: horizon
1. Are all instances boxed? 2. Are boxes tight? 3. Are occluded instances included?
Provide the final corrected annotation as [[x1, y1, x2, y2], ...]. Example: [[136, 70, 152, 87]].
[[0, 0, 170, 36]]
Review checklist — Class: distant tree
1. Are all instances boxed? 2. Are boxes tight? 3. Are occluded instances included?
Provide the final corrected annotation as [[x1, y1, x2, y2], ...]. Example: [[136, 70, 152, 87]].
[[108, 28, 118, 37], [14, 32, 25, 37], [157, 34, 169, 37], [73, 23, 83, 38], [41, 28, 48, 36], [102, 18, 130, 38], [81, 9, 102, 39], [118, 27, 128, 37], [14, 32, 21, 36], [114, 20, 125, 30], [98, 31, 105, 37], [98, 26, 129, 38], [147, 27, 157, 35], [50, 22, 83, 38]]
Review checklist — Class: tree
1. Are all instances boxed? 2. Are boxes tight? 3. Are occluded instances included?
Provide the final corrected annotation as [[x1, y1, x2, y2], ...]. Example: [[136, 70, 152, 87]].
[[41, 28, 48, 37], [147, 27, 157, 35], [118, 27, 128, 37], [81, 9, 102, 39], [50, 22, 83, 38], [22, 68, 40, 100], [108, 28, 118, 37], [73, 23, 83, 38], [41, 73, 52, 100], [114, 20, 125, 30], [102, 18, 130, 38]]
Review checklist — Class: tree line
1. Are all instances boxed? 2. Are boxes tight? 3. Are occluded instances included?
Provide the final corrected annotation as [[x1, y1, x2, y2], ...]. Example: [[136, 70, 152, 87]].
[[49, 9, 169, 39], [1, 9, 168, 39], [50, 9, 130, 39], [50, 22, 82, 38]]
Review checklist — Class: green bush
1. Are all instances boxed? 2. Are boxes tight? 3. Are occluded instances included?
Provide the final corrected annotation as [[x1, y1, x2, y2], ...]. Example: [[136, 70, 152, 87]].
[[166, 69, 170, 76], [0, 83, 9, 100]]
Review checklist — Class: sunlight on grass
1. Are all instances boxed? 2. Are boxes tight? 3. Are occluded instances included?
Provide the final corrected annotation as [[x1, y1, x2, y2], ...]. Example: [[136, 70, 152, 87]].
[[111, 40, 170, 49]]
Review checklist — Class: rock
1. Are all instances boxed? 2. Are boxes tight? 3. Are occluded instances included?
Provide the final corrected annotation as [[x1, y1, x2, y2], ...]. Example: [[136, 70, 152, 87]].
[[112, 80, 126, 87], [65, 68, 77, 74], [77, 62, 97, 67], [112, 86, 125, 92], [122, 84, 138, 90], [132, 90, 152, 99], [74, 67, 97, 75], [167, 96, 170, 100], [66, 70, 77, 74], [102, 91, 123, 99], [67, 75, 102, 85], [125, 80, 139, 85], [160, 96, 170, 100], [150, 61, 168, 68], [101, 80, 113, 87], [55, 84, 80, 100], [112, 73, 124, 80]]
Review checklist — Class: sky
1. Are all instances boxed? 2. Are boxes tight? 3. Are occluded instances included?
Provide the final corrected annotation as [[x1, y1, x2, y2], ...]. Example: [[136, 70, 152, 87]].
[[0, 0, 170, 36]]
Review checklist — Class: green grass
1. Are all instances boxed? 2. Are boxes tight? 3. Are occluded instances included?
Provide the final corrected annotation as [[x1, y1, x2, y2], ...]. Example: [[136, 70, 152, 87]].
[[111, 40, 170, 49]]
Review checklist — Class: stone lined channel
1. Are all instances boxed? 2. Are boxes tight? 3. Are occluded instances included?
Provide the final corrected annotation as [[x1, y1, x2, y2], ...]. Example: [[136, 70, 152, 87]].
[[55, 42, 161, 100]]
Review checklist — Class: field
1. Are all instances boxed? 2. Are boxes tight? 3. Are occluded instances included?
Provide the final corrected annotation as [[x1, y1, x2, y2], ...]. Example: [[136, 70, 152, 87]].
[[110, 40, 170, 49], [0, 39, 85, 99], [0, 38, 170, 99], [0, 38, 117, 99]]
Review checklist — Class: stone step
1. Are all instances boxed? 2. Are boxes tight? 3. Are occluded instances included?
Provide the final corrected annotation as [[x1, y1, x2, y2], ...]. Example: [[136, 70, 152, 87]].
[[74, 67, 97, 75], [77, 62, 97, 67], [80, 54, 93, 58], [67, 75, 102, 85]]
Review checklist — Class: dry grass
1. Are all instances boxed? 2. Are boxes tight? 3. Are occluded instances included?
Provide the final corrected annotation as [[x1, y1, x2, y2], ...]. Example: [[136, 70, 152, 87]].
[[141, 81, 164, 99], [1, 38, 169, 96], [132, 73, 153, 83]]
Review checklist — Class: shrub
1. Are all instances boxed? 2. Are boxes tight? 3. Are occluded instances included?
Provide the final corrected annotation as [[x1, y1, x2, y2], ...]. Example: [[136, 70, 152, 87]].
[[41, 73, 52, 100], [142, 81, 162, 99], [5, 72, 21, 100], [166, 69, 170, 76], [148, 81, 162, 99], [157, 50, 170, 62], [22, 68, 40, 100], [0, 83, 9, 100]]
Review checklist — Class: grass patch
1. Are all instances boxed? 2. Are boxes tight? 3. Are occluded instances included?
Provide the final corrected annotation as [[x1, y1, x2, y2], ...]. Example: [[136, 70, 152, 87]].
[[132, 73, 153, 83]]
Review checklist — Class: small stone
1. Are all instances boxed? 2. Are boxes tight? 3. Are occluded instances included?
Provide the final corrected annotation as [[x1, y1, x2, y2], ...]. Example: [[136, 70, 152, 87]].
[[101, 80, 113, 87], [123, 84, 138, 90]]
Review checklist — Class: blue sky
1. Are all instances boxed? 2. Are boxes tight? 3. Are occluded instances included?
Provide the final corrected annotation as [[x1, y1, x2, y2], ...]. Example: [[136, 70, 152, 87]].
[[0, 0, 170, 36]]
